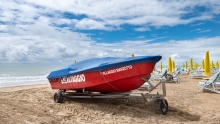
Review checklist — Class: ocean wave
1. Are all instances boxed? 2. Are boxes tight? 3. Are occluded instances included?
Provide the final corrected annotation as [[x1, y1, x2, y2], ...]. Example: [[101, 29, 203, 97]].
[[0, 75, 49, 87]]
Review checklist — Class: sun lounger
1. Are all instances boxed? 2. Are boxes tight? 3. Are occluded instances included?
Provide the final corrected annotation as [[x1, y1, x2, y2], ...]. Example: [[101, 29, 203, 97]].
[[151, 69, 167, 80], [189, 72, 206, 79], [173, 71, 181, 83], [162, 70, 181, 83], [197, 72, 220, 94], [181, 68, 190, 75], [211, 69, 219, 74]]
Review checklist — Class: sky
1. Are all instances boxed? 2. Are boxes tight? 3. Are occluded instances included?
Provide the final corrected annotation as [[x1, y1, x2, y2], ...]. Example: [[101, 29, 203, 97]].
[[0, 0, 220, 66]]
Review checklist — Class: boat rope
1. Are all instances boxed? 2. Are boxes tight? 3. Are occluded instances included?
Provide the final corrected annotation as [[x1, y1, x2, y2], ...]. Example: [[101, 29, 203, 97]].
[[99, 71, 120, 92]]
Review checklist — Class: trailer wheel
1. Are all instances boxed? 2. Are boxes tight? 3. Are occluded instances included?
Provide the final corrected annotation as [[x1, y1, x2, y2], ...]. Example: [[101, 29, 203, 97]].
[[160, 99, 168, 115], [154, 99, 168, 115], [54, 91, 64, 103]]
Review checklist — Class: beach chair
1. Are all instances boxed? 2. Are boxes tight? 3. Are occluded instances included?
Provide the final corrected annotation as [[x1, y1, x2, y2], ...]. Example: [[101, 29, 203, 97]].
[[173, 70, 181, 83], [211, 68, 219, 74], [197, 72, 220, 94], [189, 72, 206, 79], [151, 69, 167, 80], [181, 68, 190, 75], [162, 70, 181, 83], [189, 67, 206, 79]]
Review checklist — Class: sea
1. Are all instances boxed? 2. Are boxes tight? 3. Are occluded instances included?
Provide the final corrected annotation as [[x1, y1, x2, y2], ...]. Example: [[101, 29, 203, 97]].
[[0, 65, 62, 88], [0, 64, 171, 88]]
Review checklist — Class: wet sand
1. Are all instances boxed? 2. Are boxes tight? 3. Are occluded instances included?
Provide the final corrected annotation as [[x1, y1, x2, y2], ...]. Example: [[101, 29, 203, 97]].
[[0, 75, 220, 124]]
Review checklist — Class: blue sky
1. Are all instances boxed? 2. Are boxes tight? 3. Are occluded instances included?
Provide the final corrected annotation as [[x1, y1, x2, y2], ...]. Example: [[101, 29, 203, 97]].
[[0, 0, 220, 66]]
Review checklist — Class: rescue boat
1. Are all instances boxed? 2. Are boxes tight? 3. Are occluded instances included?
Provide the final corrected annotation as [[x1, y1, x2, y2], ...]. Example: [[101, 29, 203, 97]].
[[47, 55, 162, 92]]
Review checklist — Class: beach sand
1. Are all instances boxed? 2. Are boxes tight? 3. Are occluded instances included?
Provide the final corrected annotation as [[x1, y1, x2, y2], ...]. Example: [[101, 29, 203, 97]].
[[0, 75, 220, 124]]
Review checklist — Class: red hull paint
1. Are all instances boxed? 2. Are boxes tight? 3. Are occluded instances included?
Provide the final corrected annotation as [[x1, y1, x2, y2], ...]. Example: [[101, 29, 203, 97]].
[[49, 62, 155, 92]]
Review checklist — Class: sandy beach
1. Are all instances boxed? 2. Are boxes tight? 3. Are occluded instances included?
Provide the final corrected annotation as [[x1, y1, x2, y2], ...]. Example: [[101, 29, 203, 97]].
[[0, 74, 220, 124]]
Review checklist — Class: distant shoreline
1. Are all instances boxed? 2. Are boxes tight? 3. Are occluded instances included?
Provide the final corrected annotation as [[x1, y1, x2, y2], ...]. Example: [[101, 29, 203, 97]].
[[0, 83, 50, 92]]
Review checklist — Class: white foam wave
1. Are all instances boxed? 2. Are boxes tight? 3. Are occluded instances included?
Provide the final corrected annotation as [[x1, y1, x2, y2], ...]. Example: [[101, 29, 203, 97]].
[[0, 75, 49, 87]]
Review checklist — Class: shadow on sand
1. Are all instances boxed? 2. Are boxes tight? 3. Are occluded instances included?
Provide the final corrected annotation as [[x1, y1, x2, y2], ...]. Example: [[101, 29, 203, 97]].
[[63, 98, 200, 122]]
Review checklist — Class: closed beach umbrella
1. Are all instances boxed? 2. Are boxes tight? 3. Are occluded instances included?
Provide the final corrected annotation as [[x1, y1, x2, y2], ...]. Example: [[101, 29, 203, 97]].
[[190, 58, 193, 71], [216, 61, 219, 69], [160, 62, 163, 71], [202, 59, 205, 70], [172, 60, 173, 70], [218, 61, 219, 69], [173, 61, 176, 70], [193, 62, 196, 69], [182, 63, 185, 68], [211, 60, 214, 69], [186, 61, 188, 70], [204, 51, 211, 76], [196, 63, 198, 69], [194, 63, 196, 69], [196, 63, 199, 69], [168, 57, 172, 73]]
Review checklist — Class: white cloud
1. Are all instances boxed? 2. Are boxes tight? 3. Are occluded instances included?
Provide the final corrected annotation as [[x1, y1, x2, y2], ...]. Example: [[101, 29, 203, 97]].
[[75, 18, 109, 30], [0, 0, 220, 65], [191, 22, 204, 26], [0, 0, 218, 30], [0, 24, 220, 65], [191, 28, 202, 32], [199, 29, 211, 33], [0, 22, 93, 64], [135, 27, 151, 32], [137, 36, 146, 39], [191, 28, 211, 33], [0, 25, 7, 32]]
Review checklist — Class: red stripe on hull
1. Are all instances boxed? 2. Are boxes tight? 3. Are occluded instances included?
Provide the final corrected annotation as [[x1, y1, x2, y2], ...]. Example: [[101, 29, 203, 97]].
[[49, 62, 155, 92]]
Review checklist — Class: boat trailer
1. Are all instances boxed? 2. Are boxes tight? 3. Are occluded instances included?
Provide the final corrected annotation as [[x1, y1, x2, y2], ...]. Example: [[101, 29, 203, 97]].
[[53, 79, 168, 115]]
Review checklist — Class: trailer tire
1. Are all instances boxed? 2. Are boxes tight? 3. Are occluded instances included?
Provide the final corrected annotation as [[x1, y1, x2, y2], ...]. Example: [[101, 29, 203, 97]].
[[54, 91, 64, 103], [160, 99, 168, 115]]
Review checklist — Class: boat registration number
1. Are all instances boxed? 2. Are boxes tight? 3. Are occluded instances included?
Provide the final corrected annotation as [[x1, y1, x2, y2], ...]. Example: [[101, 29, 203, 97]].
[[61, 74, 86, 84], [101, 65, 132, 75]]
